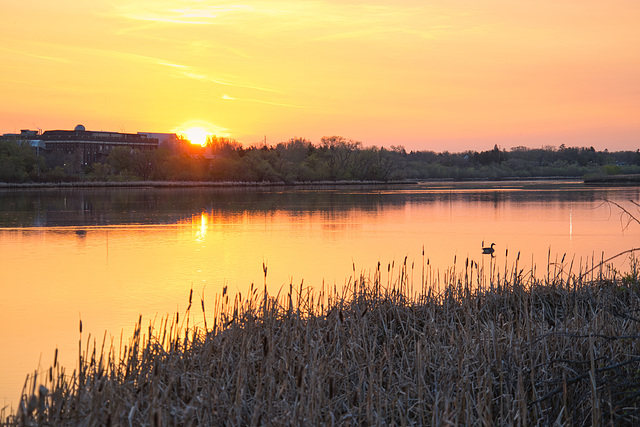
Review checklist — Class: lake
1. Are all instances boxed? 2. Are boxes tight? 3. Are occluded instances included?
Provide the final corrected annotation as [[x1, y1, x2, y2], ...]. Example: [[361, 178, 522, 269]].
[[1, 180, 639, 410]]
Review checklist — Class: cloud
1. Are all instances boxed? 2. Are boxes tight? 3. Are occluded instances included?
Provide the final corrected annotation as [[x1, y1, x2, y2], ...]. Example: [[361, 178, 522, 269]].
[[222, 93, 302, 108], [113, 1, 257, 25], [179, 71, 278, 93], [15, 41, 277, 94], [107, 52, 280, 94], [0, 42, 70, 63], [111, 0, 470, 41]]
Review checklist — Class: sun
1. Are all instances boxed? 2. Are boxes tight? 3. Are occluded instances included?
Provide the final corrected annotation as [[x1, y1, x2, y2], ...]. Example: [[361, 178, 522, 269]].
[[182, 127, 209, 147], [173, 121, 230, 147]]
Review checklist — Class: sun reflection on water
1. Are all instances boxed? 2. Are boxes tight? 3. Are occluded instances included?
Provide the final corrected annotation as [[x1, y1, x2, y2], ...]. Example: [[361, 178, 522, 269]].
[[195, 212, 208, 243], [569, 207, 573, 242]]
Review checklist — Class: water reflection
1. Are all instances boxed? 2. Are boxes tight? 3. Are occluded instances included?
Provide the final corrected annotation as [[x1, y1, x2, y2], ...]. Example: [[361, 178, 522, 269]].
[[3, 181, 637, 229], [195, 213, 208, 243], [569, 206, 573, 241]]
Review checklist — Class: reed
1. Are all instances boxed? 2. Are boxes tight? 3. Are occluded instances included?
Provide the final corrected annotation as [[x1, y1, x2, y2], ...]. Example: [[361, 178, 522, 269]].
[[3, 252, 640, 425]]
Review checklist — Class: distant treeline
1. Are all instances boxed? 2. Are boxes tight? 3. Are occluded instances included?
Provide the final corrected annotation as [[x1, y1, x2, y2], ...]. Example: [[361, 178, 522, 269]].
[[2, 135, 640, 183]]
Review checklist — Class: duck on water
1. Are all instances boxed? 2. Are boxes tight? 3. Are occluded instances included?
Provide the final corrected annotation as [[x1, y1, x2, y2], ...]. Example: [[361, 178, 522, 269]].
[[482, 243, 495, 256]]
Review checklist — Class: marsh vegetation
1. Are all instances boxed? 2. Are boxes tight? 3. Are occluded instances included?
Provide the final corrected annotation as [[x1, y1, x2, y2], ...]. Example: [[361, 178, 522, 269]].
[[3, 249, 640, 425]]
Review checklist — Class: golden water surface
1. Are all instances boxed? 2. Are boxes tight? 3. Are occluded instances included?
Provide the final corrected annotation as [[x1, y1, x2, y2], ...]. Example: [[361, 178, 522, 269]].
[[1, 181, 639, 410]]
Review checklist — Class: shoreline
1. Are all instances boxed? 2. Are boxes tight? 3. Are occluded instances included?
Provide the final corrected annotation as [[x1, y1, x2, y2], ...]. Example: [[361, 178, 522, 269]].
[[0, 176, 588, 190], [0, 180, 414, 189], [584, 173, 640, 184]]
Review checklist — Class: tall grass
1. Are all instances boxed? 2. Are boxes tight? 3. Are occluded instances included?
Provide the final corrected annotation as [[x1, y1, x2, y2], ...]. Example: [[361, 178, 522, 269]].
[[3, 251, 640, 425]]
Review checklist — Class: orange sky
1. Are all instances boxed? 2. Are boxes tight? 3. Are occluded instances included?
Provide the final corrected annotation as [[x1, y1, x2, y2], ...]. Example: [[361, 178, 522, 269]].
[[1, 0, 639, 152]]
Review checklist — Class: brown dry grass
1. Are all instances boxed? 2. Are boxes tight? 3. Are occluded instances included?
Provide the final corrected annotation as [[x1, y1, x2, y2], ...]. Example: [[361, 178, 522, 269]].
[[3, 252, 640, 426]]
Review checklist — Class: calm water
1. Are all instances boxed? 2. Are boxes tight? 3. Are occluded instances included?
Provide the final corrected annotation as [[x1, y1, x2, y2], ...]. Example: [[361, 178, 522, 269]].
[[1, 181, 639, 409]]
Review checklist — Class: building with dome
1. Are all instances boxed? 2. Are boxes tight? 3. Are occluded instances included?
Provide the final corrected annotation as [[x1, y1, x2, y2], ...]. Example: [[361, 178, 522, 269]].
[[38, 125, 159, 167]]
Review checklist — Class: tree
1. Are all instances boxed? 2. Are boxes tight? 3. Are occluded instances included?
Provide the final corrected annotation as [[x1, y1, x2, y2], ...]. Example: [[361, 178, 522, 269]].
[[319, 136, 362, 180], [240, 149, 281, 182], [0, 139, 43, 182], [107, 147, 169, 180], [88, 163, 112, 181], [206, 136, 242, 157], [474, 145, 506, 165], [108, 147, 133, 175], [129, 149, 170, 181]]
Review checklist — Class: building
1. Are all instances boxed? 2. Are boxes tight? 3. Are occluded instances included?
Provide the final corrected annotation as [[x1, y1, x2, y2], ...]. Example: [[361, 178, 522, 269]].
[[1, 125, 187, 170], [37, 124, 159, 167], [137, 132, 181, 150], [1, 129, 39, 139], [1, 129, 46, 154]]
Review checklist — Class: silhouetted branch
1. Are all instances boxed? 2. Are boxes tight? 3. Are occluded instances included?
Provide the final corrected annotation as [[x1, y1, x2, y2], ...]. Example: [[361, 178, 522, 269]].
[[578, 247, 640, 280], [605, 198, 640, 231]]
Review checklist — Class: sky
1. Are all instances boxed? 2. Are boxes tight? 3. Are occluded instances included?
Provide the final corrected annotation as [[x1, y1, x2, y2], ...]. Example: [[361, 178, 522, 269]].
[[1, 0, 639, 152]]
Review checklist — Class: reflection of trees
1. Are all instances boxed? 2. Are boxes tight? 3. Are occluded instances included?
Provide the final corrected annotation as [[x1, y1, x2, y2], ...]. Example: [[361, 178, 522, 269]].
[[0, 184, 638, 228]]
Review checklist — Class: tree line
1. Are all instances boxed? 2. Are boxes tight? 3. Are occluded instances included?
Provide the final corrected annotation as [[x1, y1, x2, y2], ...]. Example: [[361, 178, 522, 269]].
[[1, 135, 639, 183]]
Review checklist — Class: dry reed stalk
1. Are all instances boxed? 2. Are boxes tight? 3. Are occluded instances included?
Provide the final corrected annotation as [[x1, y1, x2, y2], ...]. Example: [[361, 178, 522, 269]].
[[4, 252, 640, 425]]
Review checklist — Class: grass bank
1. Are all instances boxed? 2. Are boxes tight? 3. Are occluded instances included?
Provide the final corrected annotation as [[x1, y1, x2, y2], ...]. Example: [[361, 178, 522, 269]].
[[0, 180, 415, 189], [3, 252, 640, 425], [584, 174, 640, 184]]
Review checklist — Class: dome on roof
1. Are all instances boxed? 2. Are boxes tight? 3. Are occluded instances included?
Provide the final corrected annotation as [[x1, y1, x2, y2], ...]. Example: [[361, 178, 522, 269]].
[[74, 124, 86, 132]]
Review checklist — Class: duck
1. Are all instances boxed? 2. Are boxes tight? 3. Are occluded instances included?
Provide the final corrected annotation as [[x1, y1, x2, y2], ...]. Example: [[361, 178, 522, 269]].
[[482, 243, 495, 255]]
